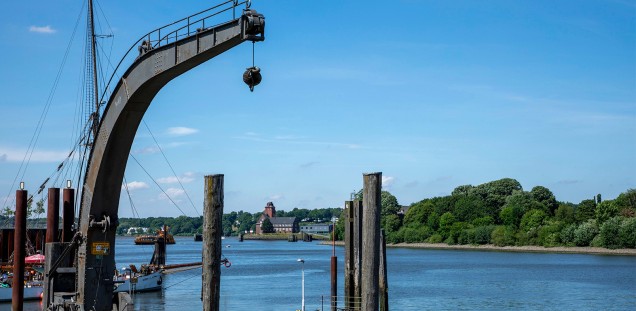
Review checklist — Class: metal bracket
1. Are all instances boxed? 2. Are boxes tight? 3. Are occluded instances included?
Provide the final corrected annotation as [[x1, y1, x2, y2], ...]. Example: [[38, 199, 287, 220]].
[[242, 9, 265, 42], [88, 215, 111, 233]]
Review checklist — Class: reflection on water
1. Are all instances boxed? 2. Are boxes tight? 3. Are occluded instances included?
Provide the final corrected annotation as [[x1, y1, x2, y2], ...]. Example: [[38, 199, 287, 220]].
[[22, 236, 636, 310]]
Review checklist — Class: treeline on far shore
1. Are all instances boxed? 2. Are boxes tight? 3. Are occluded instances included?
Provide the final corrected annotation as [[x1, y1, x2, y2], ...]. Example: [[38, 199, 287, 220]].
[[334, 178, 636, 250], [116, 207, 342, 237]]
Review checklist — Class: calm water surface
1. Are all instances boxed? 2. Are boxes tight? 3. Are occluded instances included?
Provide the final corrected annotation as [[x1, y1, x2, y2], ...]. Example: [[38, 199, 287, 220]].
[[21, 236, 636, 310]]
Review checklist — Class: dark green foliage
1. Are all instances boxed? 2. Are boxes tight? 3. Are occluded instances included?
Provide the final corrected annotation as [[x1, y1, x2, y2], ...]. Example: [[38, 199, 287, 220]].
[[491, 226, 516, 246], [403, 201, 433, 227], [619, 217, 636, 248], [537, 221, 564, 247], [573, 220, 598, 246], [428, 234, 443, 243], [555, 203, 575, 223], [576, 199, 596, 223], [530, 186, 558, 215], [499, 205, 523, 228], [470, 178, 523, 214], [560, 224, 577, 246], [452, 184, 474, 196], [453, 195, 488, 222], [438, 212, 456, 239], [599, 217, 622, 249], [427, 212, 440, 230], [473, 225, 495, 244], [383, 214, 402, 233], [472, 216, 494, 227], [596, 200, 620, 224], [261, 217, 274, 233]]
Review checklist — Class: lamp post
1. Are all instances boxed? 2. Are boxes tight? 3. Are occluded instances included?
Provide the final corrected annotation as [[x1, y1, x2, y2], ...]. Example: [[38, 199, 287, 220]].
[[298, 258, 305, 311]]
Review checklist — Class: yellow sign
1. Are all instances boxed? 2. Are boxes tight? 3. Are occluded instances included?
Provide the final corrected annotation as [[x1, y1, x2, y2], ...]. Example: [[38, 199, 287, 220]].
[[91, 242, 110, 255]]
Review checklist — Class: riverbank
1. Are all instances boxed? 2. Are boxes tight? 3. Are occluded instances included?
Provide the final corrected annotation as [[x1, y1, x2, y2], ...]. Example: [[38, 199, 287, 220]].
[[321, 241, 636, 256]]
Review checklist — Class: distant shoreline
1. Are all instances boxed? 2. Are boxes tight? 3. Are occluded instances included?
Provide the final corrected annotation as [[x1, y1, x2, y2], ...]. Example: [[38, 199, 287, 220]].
[[321, 241, 636, 256]]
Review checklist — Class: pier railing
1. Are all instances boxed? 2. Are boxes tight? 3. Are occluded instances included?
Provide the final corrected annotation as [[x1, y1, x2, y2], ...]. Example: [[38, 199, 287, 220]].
[[317, 295, 362, 311], [99, 0, 252, 105]]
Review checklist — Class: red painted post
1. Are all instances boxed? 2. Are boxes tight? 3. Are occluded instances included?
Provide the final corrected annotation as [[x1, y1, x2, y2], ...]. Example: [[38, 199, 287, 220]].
[[12, 189, 27, 311], [62, 187, 75, 243], [46, 188, 60, 244]]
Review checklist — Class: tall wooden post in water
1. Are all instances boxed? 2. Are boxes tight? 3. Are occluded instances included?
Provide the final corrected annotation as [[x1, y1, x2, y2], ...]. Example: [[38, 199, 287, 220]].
[[379, 229, 389, 311], [344, 201, 354, 308], [362, 172, 381, 311], [13, 188, 27, 311], [203, 174, 224, 311]]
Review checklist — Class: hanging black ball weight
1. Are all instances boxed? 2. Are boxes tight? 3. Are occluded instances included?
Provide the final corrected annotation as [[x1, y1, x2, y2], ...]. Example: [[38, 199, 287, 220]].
[[243, 66, 262, 92]]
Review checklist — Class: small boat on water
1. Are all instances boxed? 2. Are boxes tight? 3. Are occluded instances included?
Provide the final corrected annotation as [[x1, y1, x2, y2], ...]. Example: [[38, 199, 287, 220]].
[[134, 226, 176, 245], [113, 265, 162, 293], [0, 265, 44, 302], [0, 282, 44, 302]]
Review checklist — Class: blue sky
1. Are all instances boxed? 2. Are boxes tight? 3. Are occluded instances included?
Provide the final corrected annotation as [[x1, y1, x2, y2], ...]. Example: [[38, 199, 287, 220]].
[[0, 0, 634, 217]]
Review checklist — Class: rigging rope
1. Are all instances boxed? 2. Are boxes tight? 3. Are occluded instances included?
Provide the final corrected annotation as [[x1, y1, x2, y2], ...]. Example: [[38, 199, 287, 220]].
[[142, 121, 200, 216], [128, 154, 188, 217], [1, 1, 86, 212]]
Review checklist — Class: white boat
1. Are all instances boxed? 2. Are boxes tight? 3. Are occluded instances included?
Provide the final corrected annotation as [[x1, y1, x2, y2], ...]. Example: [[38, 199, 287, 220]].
[[0, 281, 44, 302], [113, 265, 162, 293]]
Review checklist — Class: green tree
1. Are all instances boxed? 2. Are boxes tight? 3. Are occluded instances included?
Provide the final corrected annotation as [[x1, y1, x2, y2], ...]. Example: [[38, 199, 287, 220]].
[[491, 226, 516, 246], [615, 189, 636, 217], [573, 219, 598, 246], [403, 201, 433, 227], [596, 200, 620, 224], [555, 203, 575, 223], [439, 212, 456, 239], [383, 214, 402, 233], [470, 178, 523, 213], [530, 186, 558, 215], [261, 218, 274, 233], [598, 216, 622, 249], [619, 217, 636, 248], [453, 195, 488, 222], [575, 199, 596, 223], [499, 205, 523, 228], [452, 184, 474, 196]]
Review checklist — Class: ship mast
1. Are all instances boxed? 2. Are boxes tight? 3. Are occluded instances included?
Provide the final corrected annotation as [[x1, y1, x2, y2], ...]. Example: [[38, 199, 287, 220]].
[[88, 0, 99, 141]]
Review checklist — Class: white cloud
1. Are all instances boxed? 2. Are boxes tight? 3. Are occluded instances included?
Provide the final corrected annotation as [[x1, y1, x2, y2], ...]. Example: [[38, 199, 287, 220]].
[[382, 176, 396, 188], [157, 172, 195, 184], [268, 194, 284, 201], [0, 147, 67, 163], [167, 127, 198, 136], [29, 25, 56, 34], [123, 181, 149, 191], [159, 188, 185, 200]]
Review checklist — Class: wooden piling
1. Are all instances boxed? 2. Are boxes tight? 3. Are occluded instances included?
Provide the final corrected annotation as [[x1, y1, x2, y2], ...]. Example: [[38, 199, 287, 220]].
[[353, 200, 363, 309], [46, 188, 60, 244], [362, 172, 382, 311], [202, 174, 224, 311], [62, 187, 74, 243], [379, 229, 389, 311], [344, 201, 354, 308], [13, 189, 27, 311]]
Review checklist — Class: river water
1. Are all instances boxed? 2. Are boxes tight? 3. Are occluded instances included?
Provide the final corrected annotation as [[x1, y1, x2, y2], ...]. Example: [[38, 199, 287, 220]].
[[22, 236, 636, 310]]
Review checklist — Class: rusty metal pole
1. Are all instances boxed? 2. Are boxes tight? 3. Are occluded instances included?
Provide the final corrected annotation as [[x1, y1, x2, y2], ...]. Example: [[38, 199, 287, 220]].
[[202, 174, 223, 311], [62, 186, 75, 243], [13, 188, 27, 311], [362, 172, 381, 311], [46, 188, 60, 245], [379, 229, 389, 311]]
